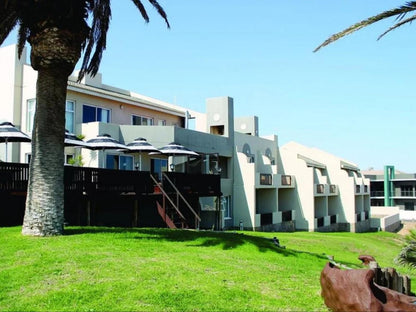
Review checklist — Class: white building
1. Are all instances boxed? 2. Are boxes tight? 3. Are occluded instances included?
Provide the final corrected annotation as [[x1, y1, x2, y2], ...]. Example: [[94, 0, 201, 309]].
[[280, 142, 371, 232], [0, 44, 371, 232]]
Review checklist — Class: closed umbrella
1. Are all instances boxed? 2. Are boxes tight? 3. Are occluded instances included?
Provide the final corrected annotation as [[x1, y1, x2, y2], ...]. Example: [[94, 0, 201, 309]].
[[0, 122, 31, 162], [85, 134, 126, 168], [124, 137, 159, 171]]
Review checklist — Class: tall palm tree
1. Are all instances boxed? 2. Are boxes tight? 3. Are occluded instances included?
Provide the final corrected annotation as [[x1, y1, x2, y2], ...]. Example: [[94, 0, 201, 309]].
[[0, 0, 169, 236], [314, 2, 416, 52]]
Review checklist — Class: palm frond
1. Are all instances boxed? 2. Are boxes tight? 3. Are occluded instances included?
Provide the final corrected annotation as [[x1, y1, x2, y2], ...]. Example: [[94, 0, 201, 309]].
[[314, 2, 416, 52], [16, 21, 29, 57], [0, 12, 18, 45], [131, 0, 150, 23], [147, 0, 170, 28], [378, 13, 416, 40], [395, 229, 416, 268], [78, 0, 111, 81], [0, 0, 20, 45]]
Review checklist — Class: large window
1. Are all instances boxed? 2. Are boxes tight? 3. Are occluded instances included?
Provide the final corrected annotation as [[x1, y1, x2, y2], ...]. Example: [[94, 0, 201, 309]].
[[27, 99, 76, 133], [83, 104, 110, 123], [65, 100, 75, 133], [132, 115, 154, 125], [106, 155, 133, 170]]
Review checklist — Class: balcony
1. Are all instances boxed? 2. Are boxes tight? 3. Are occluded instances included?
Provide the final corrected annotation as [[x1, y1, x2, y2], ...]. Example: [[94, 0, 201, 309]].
[[355, 184, 370, 194], [356, 211, 370, 222], [315, 214, 338, 228], [281, 210, 295, 222], [371, 190, 416, 199]]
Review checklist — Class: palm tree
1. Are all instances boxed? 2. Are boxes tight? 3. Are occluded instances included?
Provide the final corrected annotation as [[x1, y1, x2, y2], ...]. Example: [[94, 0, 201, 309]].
[[314, 2, 416, 52], [0, 0, 169, 236]]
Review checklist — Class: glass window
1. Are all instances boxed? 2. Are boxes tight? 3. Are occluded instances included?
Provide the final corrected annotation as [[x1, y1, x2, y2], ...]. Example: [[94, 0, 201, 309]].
[[222, 196, 232, 219], [119, 155, 133, 171], [28, 99, 76, 133], [132, 115, 154, 126], [106, 155, 133, 170], [83, 104, 110, 123], [151, 158, 168, 180], [98, 107, 110, 123], [27, 99, 36, 132], [65, 100, 75, 133], [106, 154, 118, 170]]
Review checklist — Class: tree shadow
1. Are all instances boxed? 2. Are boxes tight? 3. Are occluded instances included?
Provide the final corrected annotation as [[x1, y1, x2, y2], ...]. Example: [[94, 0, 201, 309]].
[[64, 226, 335, 262]]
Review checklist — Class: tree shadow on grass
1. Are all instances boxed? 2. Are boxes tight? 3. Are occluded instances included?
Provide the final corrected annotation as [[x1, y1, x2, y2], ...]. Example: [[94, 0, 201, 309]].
[[64, 226, 334, 262]]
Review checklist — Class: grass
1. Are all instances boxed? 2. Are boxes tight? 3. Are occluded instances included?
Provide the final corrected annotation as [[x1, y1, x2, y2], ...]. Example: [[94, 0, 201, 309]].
[[0, 226, 414, 311]]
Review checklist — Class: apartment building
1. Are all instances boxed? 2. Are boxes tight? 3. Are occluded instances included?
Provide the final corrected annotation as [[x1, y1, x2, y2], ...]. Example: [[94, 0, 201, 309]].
[[0, 44, 371, 232], [364, 166, 416, 211], [279, 142, 371, 232]]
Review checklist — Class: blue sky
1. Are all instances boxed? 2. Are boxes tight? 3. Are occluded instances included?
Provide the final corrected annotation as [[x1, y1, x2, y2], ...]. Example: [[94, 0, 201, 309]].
[[3, 1, 415, 172]]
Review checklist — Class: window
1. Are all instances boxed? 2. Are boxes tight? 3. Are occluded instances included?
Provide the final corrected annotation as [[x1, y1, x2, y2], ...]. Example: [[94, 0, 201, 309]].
[[401, 185, 413, 197], [151, 158, 167, 180], [132, 115, 154, 125], [27, 99, 77, 133], [65, 100, 75, 133], [260, 174, 272, 185], [158, 119, 167, 126], [106, 155, 133, 170], [83, 104, 110, 123], [221, 196, 232, 219], [27, 99, 36, 132]]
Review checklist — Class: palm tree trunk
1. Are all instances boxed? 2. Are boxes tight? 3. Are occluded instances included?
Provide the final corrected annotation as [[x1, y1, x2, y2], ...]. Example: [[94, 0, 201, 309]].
[[22, 68, 67, 236], [21, 27, 84, 236]]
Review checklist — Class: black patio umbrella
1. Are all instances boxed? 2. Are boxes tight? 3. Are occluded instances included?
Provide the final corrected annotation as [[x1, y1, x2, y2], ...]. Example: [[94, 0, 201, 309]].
[[150, 142, 198, 171], [64, 130, 89, 147], [0, 122, 31, 162], [85, 134, 126, 168], [124, 137, 159, 170]]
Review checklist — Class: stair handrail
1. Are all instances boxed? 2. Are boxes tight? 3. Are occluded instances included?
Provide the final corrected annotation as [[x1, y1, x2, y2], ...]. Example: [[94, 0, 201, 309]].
[[162, 173, 201, 222], [149, 174, 186, 221]]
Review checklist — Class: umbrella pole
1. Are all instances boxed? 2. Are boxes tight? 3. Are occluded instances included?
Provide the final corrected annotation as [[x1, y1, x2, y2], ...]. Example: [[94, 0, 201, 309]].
[[5, 139, 8, 162], [102, 149, 105, 168]]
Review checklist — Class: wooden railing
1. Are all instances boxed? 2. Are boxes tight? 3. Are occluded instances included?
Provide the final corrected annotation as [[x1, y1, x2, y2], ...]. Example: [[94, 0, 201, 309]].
[[0, 162, 29, 192], [151, 173, 202, 229], [0, 163, 155, 195]]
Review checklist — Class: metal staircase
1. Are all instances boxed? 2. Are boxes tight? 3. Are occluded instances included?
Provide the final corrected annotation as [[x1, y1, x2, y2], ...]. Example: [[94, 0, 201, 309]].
[[150, 173, 201, 229]]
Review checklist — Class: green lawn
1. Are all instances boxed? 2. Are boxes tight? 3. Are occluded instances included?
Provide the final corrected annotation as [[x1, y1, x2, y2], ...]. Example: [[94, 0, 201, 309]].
[[0, 227, 413, 311]]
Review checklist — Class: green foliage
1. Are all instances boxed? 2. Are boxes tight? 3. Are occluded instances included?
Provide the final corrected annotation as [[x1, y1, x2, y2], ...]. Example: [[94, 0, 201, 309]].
[[396, 229, 416, 268], [67, 155, 84, 167], [0, 227, 412, 311]]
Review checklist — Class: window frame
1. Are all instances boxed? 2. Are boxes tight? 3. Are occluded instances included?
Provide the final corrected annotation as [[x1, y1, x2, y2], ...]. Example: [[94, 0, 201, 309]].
[[65, 100, 75, 133], [82, 104, 111, 123], [132, 114, 154, 126]]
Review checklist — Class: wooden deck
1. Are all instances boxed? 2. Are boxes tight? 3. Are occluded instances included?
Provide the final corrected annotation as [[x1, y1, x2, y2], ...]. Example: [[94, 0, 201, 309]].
[[0, 163, 221, 228]]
